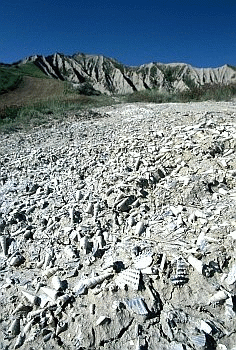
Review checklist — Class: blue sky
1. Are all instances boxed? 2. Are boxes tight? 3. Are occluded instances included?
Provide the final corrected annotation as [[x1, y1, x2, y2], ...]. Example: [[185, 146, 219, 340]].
[[0, 0, 236, 67]]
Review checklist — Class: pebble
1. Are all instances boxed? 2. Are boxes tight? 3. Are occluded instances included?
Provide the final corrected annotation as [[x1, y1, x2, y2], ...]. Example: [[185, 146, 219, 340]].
[[0, 101, 236, 349]]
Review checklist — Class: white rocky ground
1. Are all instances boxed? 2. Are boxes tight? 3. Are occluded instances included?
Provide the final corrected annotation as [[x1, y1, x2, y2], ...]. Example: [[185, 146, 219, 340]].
[[1, 101, 236, 350]]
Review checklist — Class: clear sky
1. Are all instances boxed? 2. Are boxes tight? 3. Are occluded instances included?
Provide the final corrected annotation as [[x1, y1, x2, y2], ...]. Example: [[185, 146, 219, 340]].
[[0, 0, 236, 68]]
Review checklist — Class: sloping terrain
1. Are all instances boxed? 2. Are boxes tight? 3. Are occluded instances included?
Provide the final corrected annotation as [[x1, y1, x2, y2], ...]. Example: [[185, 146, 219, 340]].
[[0, 76, 65, 109], [0, 101, 236, 349], [31, 53, 236, 94], [0, 62, 50, 94], [0, 61, 68, 117], [1, 53, 236, 100]]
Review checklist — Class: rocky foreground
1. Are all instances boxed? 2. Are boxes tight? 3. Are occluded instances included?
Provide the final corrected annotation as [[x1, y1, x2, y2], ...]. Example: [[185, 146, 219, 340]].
[[0, 101, 236, 350]]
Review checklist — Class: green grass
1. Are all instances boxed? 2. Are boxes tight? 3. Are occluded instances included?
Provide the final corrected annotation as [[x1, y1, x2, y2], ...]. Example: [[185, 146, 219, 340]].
[[1, 82, 236, 134], [0, 94, 119, 133], [0, 62, 48, 94], [124, 89, 175, 103], [124, 83, 236, 104], [1, 67, 236, 134], [0, 68, 23, 94], [178, 83, 236, 102], [11, 62, 48, 79]]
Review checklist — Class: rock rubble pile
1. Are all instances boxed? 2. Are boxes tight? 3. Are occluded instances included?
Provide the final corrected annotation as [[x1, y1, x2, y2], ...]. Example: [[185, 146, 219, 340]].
[[1, 101, 236, 350]]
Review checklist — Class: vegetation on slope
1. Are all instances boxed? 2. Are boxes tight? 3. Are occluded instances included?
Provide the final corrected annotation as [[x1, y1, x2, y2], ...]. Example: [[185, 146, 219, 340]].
[[0, 93, 118, 133], [124, 83, 236, 103], [0, 62, 48, 94], [0, 67, 23, 94], [1, 59, 236, 133]]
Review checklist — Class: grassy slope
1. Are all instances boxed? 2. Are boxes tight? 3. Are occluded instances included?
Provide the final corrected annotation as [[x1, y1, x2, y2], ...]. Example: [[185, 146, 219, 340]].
[[0, 61, 69, 113], [0, 61, 115, 110], [0, 62, 118, 132], [0, 76, 65, 108], [1, 60, 236, 133], [0, 67, 22, 94], [0, 62, 48, 94]]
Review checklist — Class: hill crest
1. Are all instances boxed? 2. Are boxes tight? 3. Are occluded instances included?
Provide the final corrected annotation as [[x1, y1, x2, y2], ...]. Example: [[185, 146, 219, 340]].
[[2, 52, 236, 95]]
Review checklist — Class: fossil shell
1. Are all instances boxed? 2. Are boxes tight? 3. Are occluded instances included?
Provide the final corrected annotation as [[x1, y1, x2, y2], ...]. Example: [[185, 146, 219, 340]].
[[96, 315, 110, 326], [42, 266, 59, 278], [57, 294, 70, 307], [188, 255, 203, 274], [51, 275, 64, 290], [209, 290, 229, 305], [43, 331, 53, 343], [123, 297, 149, 315], [43, 251, 53, 269], [56, 321, 68, 335], [27, 308, 45, 320], [9, 254, 24, 267], [200, 320, 212, 334], [76, 190, 83, 201], [216, 345, 227, 350], [94, 203, 100, 218], [127, 215, 136, 227], [132, 199, 140, 208], [225, 264, 236, 285], [40, 286, 58, 301], [135, 222, 145, 236], [103, 231, 110, 242], [8, 317, 21, 337], [47, 310, 56, 327], [159, 253, 167, 272], [106, 187, 114, 196], [12, 302, 32, 316], [93, 234, 104, 252], [83, 273, 112, 289], [80, 236, 89, 253], [117, 198, 130, 212], [14, 333, 25, 349], [167, 309, 188, 324], [171, 257, 189, 286], [74, 273, 112, 295], [22, 319, 34, 335], [191, 334, 206, 347], [0, 235, 7, 256], [90, 303, 95, 314], [134, 254, 153, 270], [116, 268, 140, 290], [22, 290, 40, 305], [135, 158, 141, 171], [36, 259, 44, 269], [188, 213, 196, 224], [85, 202, 94, 215], [69, 206, 74, 225]]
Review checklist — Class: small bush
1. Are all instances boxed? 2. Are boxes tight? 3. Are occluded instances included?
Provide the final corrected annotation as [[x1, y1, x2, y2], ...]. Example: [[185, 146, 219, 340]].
[[124, 89, 174, 103], [125, 83, 236, 104], [178, 83, 236, 102]]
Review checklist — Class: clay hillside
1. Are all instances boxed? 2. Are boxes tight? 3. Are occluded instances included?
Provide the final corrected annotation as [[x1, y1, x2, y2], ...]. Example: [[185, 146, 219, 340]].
[[1, 53, 236, 97], [15, 53, 236, 94]]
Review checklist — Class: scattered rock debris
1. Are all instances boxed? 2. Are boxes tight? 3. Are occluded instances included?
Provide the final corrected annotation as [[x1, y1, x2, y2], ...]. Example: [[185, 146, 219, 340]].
[[1, 101, 236, 349]]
